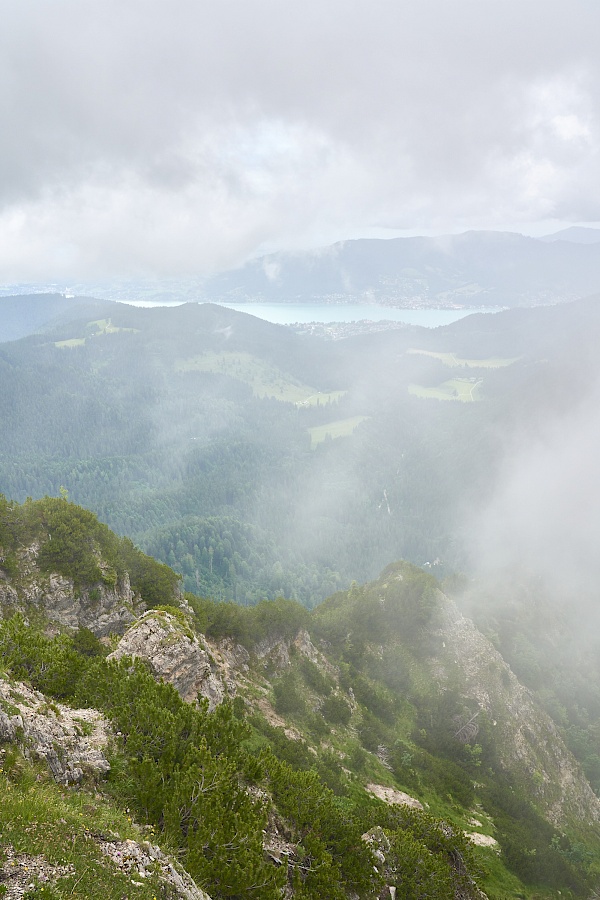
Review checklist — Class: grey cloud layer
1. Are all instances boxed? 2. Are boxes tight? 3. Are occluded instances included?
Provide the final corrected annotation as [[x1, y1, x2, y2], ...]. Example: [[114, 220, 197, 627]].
[[1, 0, 599, 277]]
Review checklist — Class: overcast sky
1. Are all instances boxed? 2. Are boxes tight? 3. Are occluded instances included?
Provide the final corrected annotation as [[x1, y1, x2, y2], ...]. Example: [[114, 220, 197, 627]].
[[2, 0, 600, 280]]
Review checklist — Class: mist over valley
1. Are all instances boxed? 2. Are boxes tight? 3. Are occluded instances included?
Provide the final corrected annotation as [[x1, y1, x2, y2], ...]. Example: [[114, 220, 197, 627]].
[[5, 1, 600, 895], [5, 288, 596, 605], [4, 285, 600, 896]]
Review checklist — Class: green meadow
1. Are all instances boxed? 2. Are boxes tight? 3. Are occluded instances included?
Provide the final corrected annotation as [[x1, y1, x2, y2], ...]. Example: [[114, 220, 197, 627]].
[[408, 348, 519, 368], [54, 337, 86, 348], [55, 319, 138, 348], [177, 351, 346, 405], [408, 378, 483, 402], [308, 415, 370, 446]]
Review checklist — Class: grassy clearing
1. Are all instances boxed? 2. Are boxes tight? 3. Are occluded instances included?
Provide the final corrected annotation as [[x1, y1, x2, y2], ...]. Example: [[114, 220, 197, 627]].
[[54, 338, 86, 348], [408, 379, 483, 402], [408, 348, 519, 368], [0, 752, 171, 899], [177, 351, 346, 406], [55, 320, 138, 349], [308, 416, 370, 447], [88, 318, 139, 336]]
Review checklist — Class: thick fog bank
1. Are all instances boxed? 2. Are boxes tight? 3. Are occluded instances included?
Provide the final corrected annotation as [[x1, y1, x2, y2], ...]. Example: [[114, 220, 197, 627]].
[[462, 370, 600, 624]]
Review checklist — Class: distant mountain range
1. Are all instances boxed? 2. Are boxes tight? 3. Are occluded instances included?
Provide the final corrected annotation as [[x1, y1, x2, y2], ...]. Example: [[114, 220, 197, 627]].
[[2, 227, 600, 316], [538, 225, 600, 244], [202, 229, 600, 309]]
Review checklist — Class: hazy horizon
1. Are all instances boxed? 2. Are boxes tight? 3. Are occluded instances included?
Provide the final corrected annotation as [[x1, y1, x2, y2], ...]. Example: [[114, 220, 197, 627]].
[[2, 1, 600, 280]]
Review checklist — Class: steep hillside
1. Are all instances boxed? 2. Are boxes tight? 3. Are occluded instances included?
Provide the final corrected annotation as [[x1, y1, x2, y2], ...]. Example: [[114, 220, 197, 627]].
[[1, 500, 600, 898]]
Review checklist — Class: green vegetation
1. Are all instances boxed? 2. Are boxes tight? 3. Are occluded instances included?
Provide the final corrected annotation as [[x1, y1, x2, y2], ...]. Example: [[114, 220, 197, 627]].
[[172, 561, 600, 897], [54, 318, 139, 348], [4, 299, 600, 896], [0, 495, 180, 605], [1, 492, 600, 896], [143, 515, 341, 607], [308, 415, 370, 446], [54, 337, 85, 348], [177, 350, 344, 405], [408, 348, 519, 368], [408, 378, 483, 401], [189, 593, 310, 648], [0, 752, 175, 900], [0, 299, 538, 605], [0, 611, 488, 899], [87, 317, 139, 335]]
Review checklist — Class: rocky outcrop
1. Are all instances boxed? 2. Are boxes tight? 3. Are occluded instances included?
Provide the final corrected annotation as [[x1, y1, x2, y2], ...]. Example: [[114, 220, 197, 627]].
[[97, 836, 212, 899], [0, 544, 145, 637], [0, 677, 111, 785], [366, 783, 423, 810], [433, 592, 600, 828], [255, 627, 336, 676], [109, 610, 233, 709]]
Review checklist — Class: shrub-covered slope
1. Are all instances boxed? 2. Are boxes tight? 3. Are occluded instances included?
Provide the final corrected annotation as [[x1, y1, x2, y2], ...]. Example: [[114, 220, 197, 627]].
[[1, 499, 600, 898], [0, 495, 181, 632]]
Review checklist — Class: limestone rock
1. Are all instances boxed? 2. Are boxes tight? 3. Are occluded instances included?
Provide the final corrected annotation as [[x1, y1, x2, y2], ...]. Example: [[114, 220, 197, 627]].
[[0, 543, 144, 637], [109, 610, 232, 709], [0, 678, 111, 785], [433, 591, 600, 827], [97, 836, 212, 899], [254, 628, 334, 677], [294, 628, 337, 679], [255, 634, 291, 669], [465, 832, 499, 851], [366, 783, 423, 810]]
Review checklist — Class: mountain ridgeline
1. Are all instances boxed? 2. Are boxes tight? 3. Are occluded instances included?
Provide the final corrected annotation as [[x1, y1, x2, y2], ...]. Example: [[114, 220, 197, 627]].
[[31, 227, 600, 309], [1, 497, 600, 898], [200, 230, 600, 308]]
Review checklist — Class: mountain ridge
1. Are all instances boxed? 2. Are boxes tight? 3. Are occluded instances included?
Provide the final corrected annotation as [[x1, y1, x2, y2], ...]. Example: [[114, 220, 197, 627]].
[[201, 230, 600, 309]]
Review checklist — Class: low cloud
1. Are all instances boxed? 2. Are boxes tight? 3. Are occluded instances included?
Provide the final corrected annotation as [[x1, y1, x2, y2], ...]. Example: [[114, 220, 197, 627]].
[[465, 372, 600, 607], [2, 0, 600, 278]]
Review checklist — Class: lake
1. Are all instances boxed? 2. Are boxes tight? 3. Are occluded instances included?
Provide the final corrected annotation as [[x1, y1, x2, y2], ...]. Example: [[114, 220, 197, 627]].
[[125, 299, 500, 328], [212, 302, 500, 327]]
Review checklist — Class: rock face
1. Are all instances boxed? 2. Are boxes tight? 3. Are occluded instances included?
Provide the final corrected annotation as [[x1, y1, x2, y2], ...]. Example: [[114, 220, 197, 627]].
[[0, 544, 145, 637], [98, 837, 212, 900], [366, 783, 424, 810], [109, 610, 232, 709], [433, 592, 600, 828], [0, 677, 111, 785], [254, 628, 335, 675]]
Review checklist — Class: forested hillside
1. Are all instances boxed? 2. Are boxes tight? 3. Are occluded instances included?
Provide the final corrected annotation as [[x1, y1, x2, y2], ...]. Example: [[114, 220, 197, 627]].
[[3, 294, 600, 607]]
